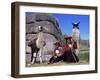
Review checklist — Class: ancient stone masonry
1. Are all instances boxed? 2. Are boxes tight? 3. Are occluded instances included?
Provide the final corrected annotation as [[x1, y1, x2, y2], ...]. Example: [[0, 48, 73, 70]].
[[26, 13, 64, 62]]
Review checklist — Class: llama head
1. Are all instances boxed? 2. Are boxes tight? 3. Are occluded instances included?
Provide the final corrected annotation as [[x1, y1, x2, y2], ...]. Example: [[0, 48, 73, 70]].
[[72, 22, 80, 29]]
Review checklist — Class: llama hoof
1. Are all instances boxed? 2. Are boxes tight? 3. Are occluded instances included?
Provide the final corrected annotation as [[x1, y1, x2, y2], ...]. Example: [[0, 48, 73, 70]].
[[31, 62, 35, 64], [27, 63, 31, 66]]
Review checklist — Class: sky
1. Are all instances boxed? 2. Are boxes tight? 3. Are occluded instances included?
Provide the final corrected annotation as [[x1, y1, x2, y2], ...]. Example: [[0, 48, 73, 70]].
[[26, 12, 90, 40], [52, 13, 90, 40]]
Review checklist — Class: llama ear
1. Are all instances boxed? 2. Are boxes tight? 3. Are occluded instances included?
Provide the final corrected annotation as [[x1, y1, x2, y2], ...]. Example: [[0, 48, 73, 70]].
[[72, 22, 75, 26], [78, 22, 80, 25]]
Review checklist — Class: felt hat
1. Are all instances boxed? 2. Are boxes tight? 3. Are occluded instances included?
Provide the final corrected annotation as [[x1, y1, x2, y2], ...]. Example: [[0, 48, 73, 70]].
[[54, 41, 61, 46], [64, 36, 72, 40]]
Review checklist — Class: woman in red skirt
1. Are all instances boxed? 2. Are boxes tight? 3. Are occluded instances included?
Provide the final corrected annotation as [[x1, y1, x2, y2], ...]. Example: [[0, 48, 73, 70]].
[[62, 36, 79, 62], [48, 37, 79, 64]]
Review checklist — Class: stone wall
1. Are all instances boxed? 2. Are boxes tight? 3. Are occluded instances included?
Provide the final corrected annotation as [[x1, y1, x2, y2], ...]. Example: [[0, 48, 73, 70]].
[[26, 13, 64, 62]]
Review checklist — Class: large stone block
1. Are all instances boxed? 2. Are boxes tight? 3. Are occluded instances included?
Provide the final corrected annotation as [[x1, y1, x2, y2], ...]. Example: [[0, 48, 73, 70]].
[[26, 13, 64, 62]]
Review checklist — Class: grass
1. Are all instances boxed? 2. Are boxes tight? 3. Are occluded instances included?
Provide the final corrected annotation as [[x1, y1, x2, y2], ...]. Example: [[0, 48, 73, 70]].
[[79, 51, 89, 62], [26, 49, 89, 67]]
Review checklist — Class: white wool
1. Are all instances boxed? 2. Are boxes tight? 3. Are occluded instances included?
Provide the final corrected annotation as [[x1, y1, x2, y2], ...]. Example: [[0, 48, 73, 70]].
[[72, 28, 80, 41], [36, 32, 44, 48]]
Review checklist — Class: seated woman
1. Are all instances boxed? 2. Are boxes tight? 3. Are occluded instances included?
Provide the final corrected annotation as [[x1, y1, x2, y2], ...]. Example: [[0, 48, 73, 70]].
[[48, 42, 64, 64]]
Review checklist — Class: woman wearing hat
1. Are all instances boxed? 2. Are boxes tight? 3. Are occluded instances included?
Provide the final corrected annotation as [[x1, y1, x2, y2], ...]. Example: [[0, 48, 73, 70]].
[[62, 36, 79, 62], [48, 42, 64, 64], [48, 36, 79, 64]]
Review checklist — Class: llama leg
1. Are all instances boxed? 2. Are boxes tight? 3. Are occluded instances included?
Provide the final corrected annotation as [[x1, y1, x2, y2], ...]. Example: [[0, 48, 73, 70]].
[[39, 56, 42, 63], [76, 41, 79, 56], [31, 52, 37, 64], [31, 52, 33, 62], [39, 49, 42, 63], [75, 49, 79, 56]]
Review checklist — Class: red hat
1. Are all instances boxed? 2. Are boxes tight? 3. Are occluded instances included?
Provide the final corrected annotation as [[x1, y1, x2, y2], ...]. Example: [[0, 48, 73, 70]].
[[54, 42, 61, 46]]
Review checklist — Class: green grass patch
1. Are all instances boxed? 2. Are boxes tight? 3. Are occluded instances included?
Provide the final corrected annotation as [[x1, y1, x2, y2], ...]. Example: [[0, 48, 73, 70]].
[[26, 50, 89, 67], [79, 51, 89, 63]]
